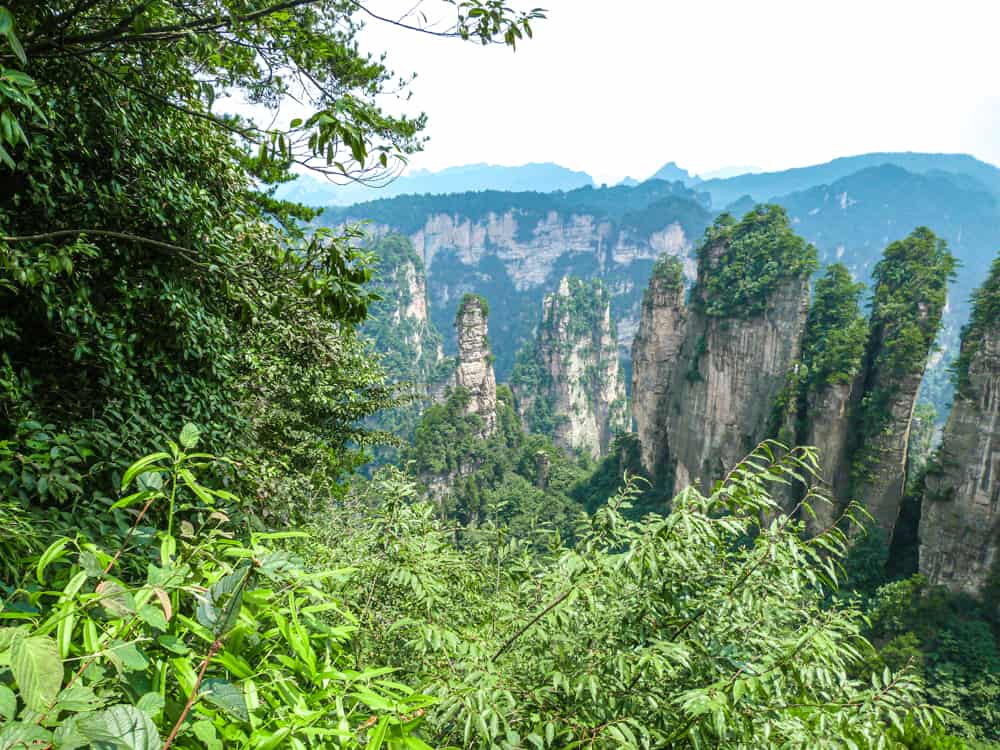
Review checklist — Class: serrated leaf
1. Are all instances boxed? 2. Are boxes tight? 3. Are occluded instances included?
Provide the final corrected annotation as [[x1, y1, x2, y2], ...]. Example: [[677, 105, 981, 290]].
[[11, 635, 63, 712], [0, 684, 15, 721], [201, 678, 249, 722], [55, 684, 104, 712], [179, 423, 200, 450], [86, 705, 159, 750], [0, 722, 51, 750]]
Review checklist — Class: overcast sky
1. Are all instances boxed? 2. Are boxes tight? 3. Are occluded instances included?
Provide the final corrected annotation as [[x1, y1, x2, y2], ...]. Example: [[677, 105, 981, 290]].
[[270, 0, 1000, 184]]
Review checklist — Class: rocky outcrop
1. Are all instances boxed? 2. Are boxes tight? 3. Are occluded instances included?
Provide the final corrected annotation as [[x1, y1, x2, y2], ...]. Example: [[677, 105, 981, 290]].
[[367, 233, 444, 383], [799, 381, 859, 529], [847, 228, 954, 543], [454, 294, 497, 436], [665, 276, 811, 494], [768, 264, 869, 529], [512, 277, 628, 459], [634, 207, 817, 495], [631, 256, 687, 473], [920, 265, 1000, 598]]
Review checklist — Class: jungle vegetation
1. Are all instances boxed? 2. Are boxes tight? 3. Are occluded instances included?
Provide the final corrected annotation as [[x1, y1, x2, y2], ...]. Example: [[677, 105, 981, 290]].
[[0, 1, 997, 748]]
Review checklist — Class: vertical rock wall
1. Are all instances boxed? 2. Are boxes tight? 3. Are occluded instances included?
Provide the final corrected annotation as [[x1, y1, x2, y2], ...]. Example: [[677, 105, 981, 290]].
[[920, 266, 1000, 598], [665, 278, 810, 494], [631, 257, 688, 474], [454, 295, 498, 436], [512, 277, 628, 458]]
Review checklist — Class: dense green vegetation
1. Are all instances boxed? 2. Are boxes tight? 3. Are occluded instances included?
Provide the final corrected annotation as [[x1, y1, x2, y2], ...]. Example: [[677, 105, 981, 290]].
[[850, 228, 957, 490], [1, 2, 997, 747], [646, 253, 685, 294], [800, 265, 870, 393], [696, 205, 818, 318], [322, 444, 951, 749], [952, 253, 1000, 395], [405, 385, 588, 541]]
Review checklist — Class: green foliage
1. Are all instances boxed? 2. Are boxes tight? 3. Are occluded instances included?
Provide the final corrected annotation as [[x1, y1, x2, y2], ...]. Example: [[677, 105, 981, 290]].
[[867, 576, 1000, 743], [647, 253, 685, 293], [405, 386, 588, 541], [695, 205, 818, 318], [313, 443, 941, 748], [457, 292, 491, 321], [851, 228, 956, 489], [952, 252, 1000, 395], [0, 429, 434, 748], [801, 264, 869, 391], [906, 403, 939, 484]]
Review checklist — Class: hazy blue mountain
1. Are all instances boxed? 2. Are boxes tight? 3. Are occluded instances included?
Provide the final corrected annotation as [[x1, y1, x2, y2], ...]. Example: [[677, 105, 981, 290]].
[[322, 180, 713, 379], [647, 161, 698, 184], [771, 163, 1000, 408], [276, 162, 595, 206], [700, 152, 1000, 208], [697, 165, 763, 180]]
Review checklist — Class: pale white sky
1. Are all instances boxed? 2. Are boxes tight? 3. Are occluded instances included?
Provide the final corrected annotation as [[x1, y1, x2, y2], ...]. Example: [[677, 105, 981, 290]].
[[233, 1, 1000, 184]]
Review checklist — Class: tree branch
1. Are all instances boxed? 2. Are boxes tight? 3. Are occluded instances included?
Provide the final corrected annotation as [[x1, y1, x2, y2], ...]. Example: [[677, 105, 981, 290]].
[[492, 589, 571, 662]]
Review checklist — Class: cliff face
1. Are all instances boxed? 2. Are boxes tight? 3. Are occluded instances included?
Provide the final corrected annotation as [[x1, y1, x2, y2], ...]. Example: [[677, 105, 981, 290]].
[[799, 381, 859, 529], [454, 295, 498, 436], [920, 262, 1000, 598], [848, 228, 955, 542], [666, 276, 810, 493], [366, 234, 444, 384], [328, 183, 714, 380], [631, 256, 687, 473], [513, 277, 628, 458], [632, 207, 817, 495]]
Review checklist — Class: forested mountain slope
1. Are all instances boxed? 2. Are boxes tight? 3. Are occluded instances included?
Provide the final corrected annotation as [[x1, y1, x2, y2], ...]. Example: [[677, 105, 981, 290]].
[[340, 154, 1000, 416]]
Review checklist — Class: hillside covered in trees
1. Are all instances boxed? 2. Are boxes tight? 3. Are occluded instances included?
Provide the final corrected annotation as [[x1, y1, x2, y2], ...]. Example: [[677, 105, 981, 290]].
[[0, 2, 998, 749]]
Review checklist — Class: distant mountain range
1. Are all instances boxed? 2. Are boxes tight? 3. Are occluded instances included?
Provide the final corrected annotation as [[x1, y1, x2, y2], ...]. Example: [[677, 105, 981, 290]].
[[275, 162, 595, 206], [322, 151, 1000, 414]]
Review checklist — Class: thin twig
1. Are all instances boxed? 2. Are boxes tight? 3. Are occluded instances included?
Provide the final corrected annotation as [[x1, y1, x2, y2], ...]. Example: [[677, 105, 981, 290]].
[[162, 638, 223, 750], [492, 589, 571, 662]]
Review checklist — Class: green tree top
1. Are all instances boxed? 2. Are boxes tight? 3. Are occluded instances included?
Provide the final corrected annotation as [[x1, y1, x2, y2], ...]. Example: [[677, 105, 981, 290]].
[[952, 251, 1000, 395], [649, 253, 685, 293], [800, 263, 869, 392], [695, 205, 818, 318], [457, 292, 491, 321], [870, 227, 957, 379]]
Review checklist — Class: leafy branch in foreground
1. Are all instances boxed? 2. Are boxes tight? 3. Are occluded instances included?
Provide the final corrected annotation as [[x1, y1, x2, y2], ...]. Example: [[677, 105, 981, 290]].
[[0, 426, 434, 749], [313, 443, 943, 749]]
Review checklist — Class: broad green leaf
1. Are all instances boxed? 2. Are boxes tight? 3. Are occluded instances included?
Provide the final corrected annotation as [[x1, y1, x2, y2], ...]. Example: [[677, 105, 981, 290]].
[[87, 705, 159, 750], [179, 423, 200, 449], [55, 684, 104, 713], [11, 635, 62, 712], [135, 693, 164, 719], [201, 678, 249, 722], [36, 538, 70, 584], [0, 684, 15, 721], [0, 722, 51, 750], [192, 721, 222, 750], [196, 561, 252, 637], [120, 453, 170, 491]]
